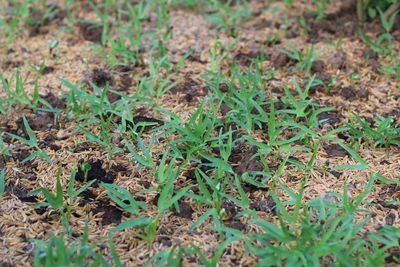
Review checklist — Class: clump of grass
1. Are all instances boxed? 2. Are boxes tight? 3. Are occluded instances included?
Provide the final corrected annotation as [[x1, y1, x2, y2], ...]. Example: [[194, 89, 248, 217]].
[[344, 113, 400, 149], [7, 116, 53, 164], [280, 41, 324, 75]]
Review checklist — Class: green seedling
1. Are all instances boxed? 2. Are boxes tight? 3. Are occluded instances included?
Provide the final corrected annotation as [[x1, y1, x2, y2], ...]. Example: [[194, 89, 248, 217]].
[[28, 168, 65, 213], [0, 133, 13, 163], [136, 53, 178, 105], [146, 246, 188, 267], [0, 169, 5, 197], [344, 113, 400, 149], [359, 9, 398, 58], [48, 39, 59, 55], [250, 197, 366, 266], [209, 39, 238, 72], [156, 97, 223, 161], [314, 0, 328, 21], [7, 116, 53, 164], [80, 162, 91, 183], [191, 237, 242, 267], [111, 156, 191, 248], [357, 0, 399, 21], [205, 0, 251, 37], [101, 182, 147, 215], [0, 0, 30, 52], [0, 69, 45, 111], [29, 168, 95, 218], [31, 220, 109, 266], [280, 41, 323, 75]]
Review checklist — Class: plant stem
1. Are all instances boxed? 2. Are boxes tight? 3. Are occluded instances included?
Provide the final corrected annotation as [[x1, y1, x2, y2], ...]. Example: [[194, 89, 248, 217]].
[[384, 2, 400, 21]]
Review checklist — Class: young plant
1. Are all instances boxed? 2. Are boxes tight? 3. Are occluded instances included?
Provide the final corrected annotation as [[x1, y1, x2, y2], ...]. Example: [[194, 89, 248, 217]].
[[0, 0, 30, 52], [0, 169, 5, 197], [136, 53, 178, 105], [156, 97, 223, 161], [111, 155, 191, 248], [28, 168, 95, 218], [280, 41, 323, 75], [28, 168, 65, 214], [101, 182, 147, 215], [344, 113, 400, 149], [31, 220, 109, 266], [7, 116, 53, 164], [249, 195, 370, 266], [124, 136, 155, 170], [0, 133, 13, 163], [205, 0, 251, 37], [0, 69, 44, 111], [357, 0, 399, 21]]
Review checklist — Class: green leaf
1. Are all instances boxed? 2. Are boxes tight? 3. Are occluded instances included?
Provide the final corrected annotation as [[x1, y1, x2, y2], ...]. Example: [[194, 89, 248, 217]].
[[0, 169, 5, 197], [111, 217, 152, 233]]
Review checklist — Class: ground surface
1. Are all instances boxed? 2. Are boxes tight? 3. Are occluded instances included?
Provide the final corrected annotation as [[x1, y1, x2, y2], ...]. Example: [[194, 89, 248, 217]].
[[0, 0, 400, 266]]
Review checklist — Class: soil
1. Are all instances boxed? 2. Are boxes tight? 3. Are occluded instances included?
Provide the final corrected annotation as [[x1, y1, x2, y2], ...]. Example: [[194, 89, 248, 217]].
[[0, 0, 399, 266]]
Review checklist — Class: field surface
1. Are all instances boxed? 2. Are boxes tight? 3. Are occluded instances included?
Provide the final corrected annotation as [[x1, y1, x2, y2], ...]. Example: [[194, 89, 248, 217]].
[[0, 0, 400, 266]]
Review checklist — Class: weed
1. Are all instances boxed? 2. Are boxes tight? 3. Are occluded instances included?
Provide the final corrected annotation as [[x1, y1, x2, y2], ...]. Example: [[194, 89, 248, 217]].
[[0, 169, 5, 197], [7, 116, 53, 164], [0, 133, 13, 162], [205, 0, 251, 37], [280, 41, 323, 75], [344, 113, 400, 149], [101, 182, 147, 215], [28, 168, 95, 219], [31, 220, 109, 266], [0, 69, 45, 111]]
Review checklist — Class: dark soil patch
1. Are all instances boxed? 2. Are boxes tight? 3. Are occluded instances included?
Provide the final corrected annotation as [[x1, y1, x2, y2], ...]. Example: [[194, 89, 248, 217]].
[[323, 143, 349, 157], [378, 184, 398, 201], [169, 80, 207, 102], [16, 112, 54, 135], [78, 21, 103, 43], [106, 90, 121, 103], [233, 145, 269, 192], [137, 180, 151, 189], [40, 92, 66, 109], [2, 60, 23, 70], [92, 201, 123, 225], [75, 160, 115, 184], [38, 140, 61, 151], [78, 188, 97, 206], [385, 250, 400, 264], [270, 48, 292, 69], [306, 2, 365, 42], [234, 146, 263, 175], [253, 19, 279, 30], [111, 164, 127, 172], [11, 148, 31, 162], [311, 60, 325, 73], [5, 182, 38, 203], [224, 219, 246, 231], [317, 110, 341, 126], [234, 51, 259, 67], [156, 235, 172, 247], [174, 200, 194, 219], [337, 86, 369, 101], [86, 67, 114, 88], [330, 170, 342, 178], [250, 196, 276, 213], [222, 198, 242, 220], [386, 213, 396, 226], [27, 5, 66, 37], [72, 143, 99, 153], [41, 66, 55, 75], [328, 51, 347, 70]]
